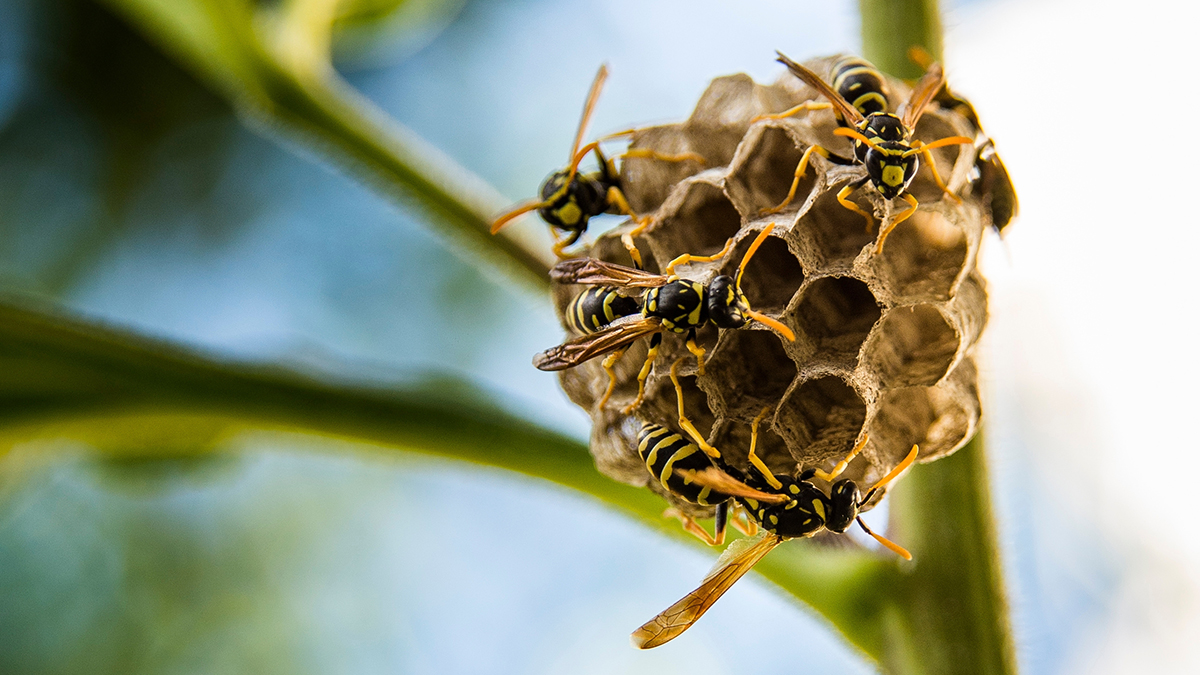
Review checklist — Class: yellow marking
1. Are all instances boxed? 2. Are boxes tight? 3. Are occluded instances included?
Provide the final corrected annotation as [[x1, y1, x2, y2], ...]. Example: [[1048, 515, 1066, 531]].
[[698, 486, 711, 503], [557, 202, 582, 226], [648, 298, 657, 312], [661, 443, 698, 491], [769, 515, 779, 525], [785, 501, 796, 510], [788, 484, 799, 495], [746, 499, 759, 509], [812, 499, 826, 520], [882, 165, 905, 187]]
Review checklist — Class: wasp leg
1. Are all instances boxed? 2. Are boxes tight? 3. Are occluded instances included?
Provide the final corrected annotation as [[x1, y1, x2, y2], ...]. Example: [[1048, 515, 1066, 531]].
[[730, 504, 759, 537], [606, 187, 650, 270], [669, 357, 719, 459], [835, 178, 874, 232], [751, 101, 832, 124], [747, 406, 783, 489], [874, 193, 919, 254], [551, 227, 585, 259], [664, 238, 735, 277], [623, 332, 662, 414], [663, 505, 725, 546], [597, 346, 629, 410], [811, 433, 869, 482], [760, 144, 834, 216], [684, 329, 706, 376], [617, 148, 707, 165]]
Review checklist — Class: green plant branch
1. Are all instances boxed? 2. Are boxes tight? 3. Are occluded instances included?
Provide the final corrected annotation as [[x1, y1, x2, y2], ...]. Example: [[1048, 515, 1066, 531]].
[[859, 0, 943, 79], [97, 0, 553, 292]]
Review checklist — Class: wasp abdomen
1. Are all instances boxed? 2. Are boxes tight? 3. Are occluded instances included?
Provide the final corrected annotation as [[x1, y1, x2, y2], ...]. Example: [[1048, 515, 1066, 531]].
[[566, 287, 640, 334], [832, 56, 889, 118], [637, 423, 729, 506]]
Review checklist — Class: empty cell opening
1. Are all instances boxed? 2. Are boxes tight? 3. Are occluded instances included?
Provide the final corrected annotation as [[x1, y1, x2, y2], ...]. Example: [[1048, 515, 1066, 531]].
[[874, 210, 967, 301], [794, 277, 881, 359], [721, 232, 805, 314], [709, 418, 793, 478], [703, 329, 797, 417], [797, 180, 876, 266], [726, 126, 813, 216], [775, 376, 867, 466], [868, 305, 959, 387], [618, 124, 705, 213], [870, 388, 936, 464], [654, 182, 743, 257]]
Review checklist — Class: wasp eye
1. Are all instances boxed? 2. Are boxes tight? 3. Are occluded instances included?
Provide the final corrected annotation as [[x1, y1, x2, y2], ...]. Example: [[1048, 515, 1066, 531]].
[[707, 276, 747, 328]]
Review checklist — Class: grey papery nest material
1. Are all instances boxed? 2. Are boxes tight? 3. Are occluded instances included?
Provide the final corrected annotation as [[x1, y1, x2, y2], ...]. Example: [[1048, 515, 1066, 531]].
[[551, 56, 989, 516]]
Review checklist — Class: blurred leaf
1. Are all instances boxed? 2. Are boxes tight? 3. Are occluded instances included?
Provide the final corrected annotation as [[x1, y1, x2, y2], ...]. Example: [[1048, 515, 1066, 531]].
[[332, 0, 469, 67], [94, 0, 551, 290]]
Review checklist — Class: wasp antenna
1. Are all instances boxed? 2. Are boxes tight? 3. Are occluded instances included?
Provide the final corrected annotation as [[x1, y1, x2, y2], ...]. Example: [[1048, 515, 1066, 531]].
[[866, 444, 920, 494], [736, 223, 776, 286], [569, 64, 610, 165], [833, 126, 884, 151], [490, 199, 552, 234], [856, 516, 912, 560], [745, 309, 795, 342]]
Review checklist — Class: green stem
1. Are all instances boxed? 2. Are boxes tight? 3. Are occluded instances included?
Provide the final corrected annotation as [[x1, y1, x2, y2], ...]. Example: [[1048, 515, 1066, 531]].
[[859, 0, 944, 78]]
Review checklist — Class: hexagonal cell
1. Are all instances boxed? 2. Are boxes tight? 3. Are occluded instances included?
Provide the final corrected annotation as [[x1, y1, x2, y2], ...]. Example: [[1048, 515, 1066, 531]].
[[619, 124, 707, 213], [702, 329, 796, 419], [873, 209, 967, 302], [794, 276, 881, 361], [869, 358, 980, 466], [589, 226, 661, 273], [775, 375, 867, 467], [720, 229, 804, 315], [794, 179, 875, 267], [725, 125, 814, 218], [649, 181, 743, 258], [683, 74, 795, 167], [865, 305, 959, 388], [709, 417, 793, 477]]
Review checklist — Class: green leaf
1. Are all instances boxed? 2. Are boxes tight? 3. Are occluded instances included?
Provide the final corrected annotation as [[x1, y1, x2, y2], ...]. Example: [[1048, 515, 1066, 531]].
[[93, 0, 552, 291]]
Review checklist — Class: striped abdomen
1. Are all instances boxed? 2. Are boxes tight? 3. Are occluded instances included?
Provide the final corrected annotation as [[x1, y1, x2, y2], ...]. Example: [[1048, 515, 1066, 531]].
[[831, 56, 889, 119], [565, 287, 640, 334], [637, 423, 729, 506]]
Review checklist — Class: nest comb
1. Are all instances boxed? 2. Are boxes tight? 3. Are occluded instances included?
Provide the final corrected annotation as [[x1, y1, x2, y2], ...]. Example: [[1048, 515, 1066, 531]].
[[551, 56, 990, 516]]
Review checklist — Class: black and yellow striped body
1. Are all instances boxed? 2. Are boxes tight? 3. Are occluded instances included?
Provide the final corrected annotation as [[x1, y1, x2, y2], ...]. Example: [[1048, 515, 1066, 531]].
[[831, 56, 889, 120], [642, 279, 708, 334], [637, 423, 731, 507], [854, 114, 919, 199], [536, 156, 621, 245], [566, 287, 640, 334]]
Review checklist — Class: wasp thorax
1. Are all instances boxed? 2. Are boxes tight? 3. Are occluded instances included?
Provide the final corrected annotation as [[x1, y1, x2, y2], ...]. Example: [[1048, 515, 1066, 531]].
[[549, 55, 989, 518], [644, 280, 708, 333], [706, 275, 749, 329]]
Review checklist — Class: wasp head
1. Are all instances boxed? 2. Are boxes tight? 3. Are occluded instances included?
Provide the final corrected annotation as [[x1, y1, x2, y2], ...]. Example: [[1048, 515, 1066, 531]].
[[825, 479, 861, 533], [706, 275, 751, 329]]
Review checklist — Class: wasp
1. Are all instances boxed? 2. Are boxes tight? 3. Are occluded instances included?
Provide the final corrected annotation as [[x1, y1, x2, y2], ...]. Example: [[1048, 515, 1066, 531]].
[[534, 224, 796, 412], [908, 46, 1018, 236], [636, 358, 791, 545], [762, 51, 974, 254], [631, 403, 919, 649], [490, 65, 705, 268]]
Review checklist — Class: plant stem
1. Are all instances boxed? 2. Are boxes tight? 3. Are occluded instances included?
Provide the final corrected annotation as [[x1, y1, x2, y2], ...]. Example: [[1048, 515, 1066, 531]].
[[859, 0, 944, 78]]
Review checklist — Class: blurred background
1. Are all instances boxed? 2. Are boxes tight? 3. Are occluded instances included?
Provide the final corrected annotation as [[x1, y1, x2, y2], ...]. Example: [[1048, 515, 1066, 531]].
[[1, 0, 1197, 673]]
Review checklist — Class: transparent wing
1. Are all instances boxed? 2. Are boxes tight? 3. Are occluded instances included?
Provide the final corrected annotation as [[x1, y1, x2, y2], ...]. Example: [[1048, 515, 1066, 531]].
[[631, 532, 783, 649], [901, 60, 946, 130], [775, 51, 863, 126], [679, 467, 789, 505], [532, 316, 661, 371], [549, 258, 669, 288]]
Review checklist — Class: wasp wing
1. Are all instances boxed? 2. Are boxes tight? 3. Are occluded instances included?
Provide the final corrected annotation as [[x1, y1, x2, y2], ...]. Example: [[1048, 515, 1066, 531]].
[[550, 258, 669, 288], [901, 60, 946, 130], [533, 316, 661, 371], [678, 467, 789, 505], [775, 51, 863, 126], [631, 532, 783, 649], [569, 64, 609, 163]]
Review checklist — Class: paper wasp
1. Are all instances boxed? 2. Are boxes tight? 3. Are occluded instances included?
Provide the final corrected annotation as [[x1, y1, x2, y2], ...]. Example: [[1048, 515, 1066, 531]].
[[763, 51, 973, 254], [631, 403, 918, 649], [489, 65, 705, 268], [535, 224, 795, 412], [908, 46, 1018, 235]]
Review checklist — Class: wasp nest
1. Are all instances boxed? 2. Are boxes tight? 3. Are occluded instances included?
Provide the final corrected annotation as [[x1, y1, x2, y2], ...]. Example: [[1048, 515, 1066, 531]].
[[554, 56, 989, 515]]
